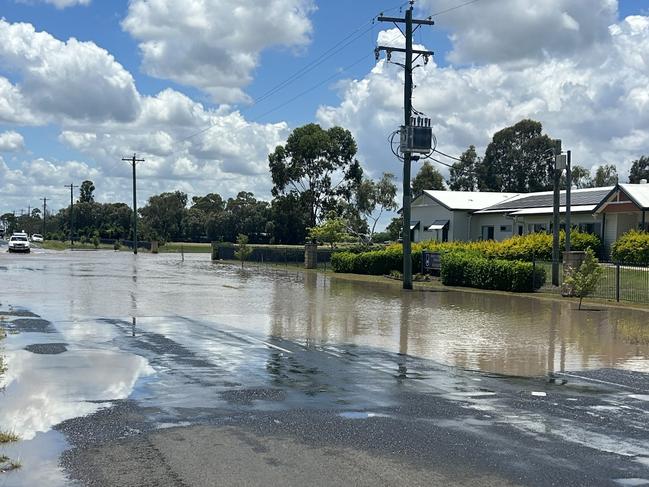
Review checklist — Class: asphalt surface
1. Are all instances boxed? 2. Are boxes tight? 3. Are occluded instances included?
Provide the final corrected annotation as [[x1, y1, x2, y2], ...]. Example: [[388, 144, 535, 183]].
[[2, 252, 649, 486], [35, 317, 648, 487]]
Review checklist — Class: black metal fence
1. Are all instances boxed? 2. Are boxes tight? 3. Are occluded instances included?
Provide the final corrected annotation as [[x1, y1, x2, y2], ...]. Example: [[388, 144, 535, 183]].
[[534, 259, 649, 304]]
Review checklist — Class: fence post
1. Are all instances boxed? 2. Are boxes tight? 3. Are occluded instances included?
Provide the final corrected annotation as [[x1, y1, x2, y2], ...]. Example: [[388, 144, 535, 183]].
[[615, 263, 620, 302]]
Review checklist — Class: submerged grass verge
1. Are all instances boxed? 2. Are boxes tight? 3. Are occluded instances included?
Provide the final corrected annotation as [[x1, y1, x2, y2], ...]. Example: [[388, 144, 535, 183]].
[[0, 431, 20, 444]]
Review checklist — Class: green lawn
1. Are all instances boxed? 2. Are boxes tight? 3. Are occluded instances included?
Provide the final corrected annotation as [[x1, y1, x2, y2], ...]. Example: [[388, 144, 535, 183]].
[[536, 261, 649, 303]]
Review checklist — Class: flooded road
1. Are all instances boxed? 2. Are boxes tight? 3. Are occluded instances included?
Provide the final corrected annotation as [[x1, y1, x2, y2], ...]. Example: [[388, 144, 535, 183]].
[[1, 250, 649, 486]]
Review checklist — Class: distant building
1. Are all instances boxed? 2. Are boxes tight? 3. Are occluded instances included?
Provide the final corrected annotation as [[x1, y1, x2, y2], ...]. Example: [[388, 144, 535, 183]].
[[408, 183, 649, 253]]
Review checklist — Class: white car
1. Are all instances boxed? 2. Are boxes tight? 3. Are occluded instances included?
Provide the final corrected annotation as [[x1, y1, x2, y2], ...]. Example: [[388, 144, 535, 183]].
[[31, 234, 44, 243], [8, 235, 31, 253]]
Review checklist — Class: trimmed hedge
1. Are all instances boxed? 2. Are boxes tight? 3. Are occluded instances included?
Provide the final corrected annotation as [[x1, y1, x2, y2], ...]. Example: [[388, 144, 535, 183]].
[[331, 248, 402, 275], [441, 252, 546, 292], [409, 230, 601, 261], [611, 230, 649, 265]]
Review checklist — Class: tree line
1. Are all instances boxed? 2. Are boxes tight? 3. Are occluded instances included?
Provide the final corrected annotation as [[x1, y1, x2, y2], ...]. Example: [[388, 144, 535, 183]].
[[2, 119, 648, 245]]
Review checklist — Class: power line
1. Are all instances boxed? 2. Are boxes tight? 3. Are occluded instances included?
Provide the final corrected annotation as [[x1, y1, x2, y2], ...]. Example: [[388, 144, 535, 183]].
[[175, 2, 409, 147], [428, 0, 486, 18], [433, 148, 462, 161]]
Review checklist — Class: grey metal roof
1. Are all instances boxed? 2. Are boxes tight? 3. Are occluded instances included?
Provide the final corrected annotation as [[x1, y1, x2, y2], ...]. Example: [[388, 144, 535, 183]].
[[483, 187, 613, 212]]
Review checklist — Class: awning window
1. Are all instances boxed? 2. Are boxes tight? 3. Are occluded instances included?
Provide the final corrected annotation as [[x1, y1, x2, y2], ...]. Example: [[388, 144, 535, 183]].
[[409, 221, 420, 231], [427, 219, 449, 231]]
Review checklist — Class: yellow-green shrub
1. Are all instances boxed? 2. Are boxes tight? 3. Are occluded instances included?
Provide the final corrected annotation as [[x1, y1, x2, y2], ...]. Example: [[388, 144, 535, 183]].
[[611, 230, 649, 265]]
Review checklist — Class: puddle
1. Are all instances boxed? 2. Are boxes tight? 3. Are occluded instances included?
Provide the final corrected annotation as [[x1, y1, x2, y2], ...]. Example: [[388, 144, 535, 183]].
[[628, 395, 649, 401], [338, 411, 391, 420], [24, 343, 68, 355], [613, 479, 649, 486], [1, 348, 154, 439], [0, 430, 69, 487]]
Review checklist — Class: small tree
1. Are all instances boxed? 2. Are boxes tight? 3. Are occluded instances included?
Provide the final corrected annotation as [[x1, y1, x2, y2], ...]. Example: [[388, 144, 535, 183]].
[[234, 233, 252, 268], [563, 249, 603, 310], [308, 212, 348, 249]]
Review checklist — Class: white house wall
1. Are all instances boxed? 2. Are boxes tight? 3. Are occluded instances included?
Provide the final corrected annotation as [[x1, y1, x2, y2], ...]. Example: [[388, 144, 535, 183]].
[[410, 199, 454, 243]]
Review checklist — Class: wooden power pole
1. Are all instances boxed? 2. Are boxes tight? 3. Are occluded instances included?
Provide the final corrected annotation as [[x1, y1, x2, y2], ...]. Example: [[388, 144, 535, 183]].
[[122, 154, 145, 254]]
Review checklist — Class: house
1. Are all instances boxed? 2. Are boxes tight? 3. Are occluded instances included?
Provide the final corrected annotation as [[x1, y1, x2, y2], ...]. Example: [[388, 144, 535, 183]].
[[410, 190, 518, 243], [409, 183, 649, 251]]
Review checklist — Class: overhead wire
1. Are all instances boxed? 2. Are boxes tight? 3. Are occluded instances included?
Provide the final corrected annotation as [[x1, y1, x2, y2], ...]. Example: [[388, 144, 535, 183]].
[[173, 1, 410, 148]]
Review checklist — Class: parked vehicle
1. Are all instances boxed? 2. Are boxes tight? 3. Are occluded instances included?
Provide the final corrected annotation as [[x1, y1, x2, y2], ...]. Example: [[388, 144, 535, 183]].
[[31, 234, 44, 243], [8, 235, 31, 253]]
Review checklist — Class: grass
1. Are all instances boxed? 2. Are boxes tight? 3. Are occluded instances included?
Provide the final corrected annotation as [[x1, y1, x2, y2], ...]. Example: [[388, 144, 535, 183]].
[[0, 431, 20, 444], [41, 240, 112, 251], [0, 455, 21, 472], [537, 261, 649, 304]]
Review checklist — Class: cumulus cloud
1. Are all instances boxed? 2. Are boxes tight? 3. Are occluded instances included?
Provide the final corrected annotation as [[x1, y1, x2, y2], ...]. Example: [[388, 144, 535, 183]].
[[317, 12, 649, 184], [0, 19, 140, 123], [122, 0, 315, 103], [418, 0, 617, 65], [18, 0, 91, 8], [0, 131, 25, 152]]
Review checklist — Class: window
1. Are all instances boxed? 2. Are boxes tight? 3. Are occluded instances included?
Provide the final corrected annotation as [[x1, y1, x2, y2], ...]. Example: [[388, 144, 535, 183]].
[[529, 224, 547, 233], [481, 226, 495, 240], [499, 225, 512, 233]]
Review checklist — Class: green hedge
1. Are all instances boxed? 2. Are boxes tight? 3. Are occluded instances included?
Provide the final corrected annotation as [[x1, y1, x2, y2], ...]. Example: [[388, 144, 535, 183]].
[[332, 249, 546, 292], [331, 248, 402, 275], [441, 252, 546, 292], [611, 230, 649, 265]]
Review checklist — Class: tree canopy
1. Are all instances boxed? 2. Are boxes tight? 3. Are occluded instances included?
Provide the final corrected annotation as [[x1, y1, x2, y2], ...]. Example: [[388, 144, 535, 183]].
[[478, 119, 555, 192], [448, 145, 479, 191], [594, 164, 618, 187], [79, 180, 96, 204], [268, 123, 363, 228], [629, 156, 649, 183], [412, 161, 445, 194]]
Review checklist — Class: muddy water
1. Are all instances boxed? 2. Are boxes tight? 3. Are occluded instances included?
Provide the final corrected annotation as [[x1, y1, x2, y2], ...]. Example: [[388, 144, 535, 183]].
[[1, 250, 648, 378]]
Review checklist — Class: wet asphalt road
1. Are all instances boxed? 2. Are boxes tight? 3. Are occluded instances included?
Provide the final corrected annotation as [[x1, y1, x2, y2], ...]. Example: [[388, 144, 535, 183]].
[[1, 251, 649, 486], [3, 312, 648, 487]]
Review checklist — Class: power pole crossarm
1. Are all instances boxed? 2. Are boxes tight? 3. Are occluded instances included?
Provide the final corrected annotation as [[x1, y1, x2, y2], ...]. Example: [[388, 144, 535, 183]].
[[122, 154, 145, 255]]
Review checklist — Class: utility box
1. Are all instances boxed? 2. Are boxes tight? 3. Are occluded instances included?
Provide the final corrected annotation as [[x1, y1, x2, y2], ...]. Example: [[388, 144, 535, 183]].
[[400, 125, 432, 154]]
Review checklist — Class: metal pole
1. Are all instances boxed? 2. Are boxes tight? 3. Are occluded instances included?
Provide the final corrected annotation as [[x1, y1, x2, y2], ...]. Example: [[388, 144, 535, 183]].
[[616, 264, 620, 302], [552, 167, 560, 286], [401, 4, 414, 290], [132, 155, 138, 255], [566, 150, 572, 252], [70, 187, 74, 247]]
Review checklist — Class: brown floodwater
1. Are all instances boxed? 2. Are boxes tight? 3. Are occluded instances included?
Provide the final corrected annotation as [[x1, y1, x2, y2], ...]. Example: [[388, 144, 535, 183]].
[[1, 249, 649, 377]]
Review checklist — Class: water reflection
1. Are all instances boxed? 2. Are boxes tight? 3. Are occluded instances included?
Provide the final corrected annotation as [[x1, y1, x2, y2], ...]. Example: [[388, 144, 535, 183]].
[[1, 348, 154, 439], [1, 252, 648, 378]]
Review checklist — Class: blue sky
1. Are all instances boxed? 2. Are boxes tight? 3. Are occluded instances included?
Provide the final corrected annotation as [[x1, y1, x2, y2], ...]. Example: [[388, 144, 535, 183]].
[[1, 0, 649, 217]]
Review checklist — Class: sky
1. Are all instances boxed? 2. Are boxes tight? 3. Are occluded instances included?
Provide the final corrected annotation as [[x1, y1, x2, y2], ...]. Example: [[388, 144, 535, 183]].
[[1, 0, 649, 217]]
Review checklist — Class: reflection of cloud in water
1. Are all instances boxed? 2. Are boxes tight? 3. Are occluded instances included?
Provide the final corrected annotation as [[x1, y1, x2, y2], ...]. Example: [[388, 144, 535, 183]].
[[1, 349, 154, 439]]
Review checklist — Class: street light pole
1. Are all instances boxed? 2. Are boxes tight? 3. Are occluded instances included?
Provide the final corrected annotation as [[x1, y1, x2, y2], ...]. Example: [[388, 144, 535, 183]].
[[565, 150, 572, 252], [550, 140, 564, 287]]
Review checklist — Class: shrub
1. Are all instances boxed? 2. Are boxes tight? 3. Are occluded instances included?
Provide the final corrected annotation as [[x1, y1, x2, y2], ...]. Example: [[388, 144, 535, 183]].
[[563, 249, 604, 309], [611, 230, 649, 265], [331, 252, 356, 273], [440, 252, 545, 292]]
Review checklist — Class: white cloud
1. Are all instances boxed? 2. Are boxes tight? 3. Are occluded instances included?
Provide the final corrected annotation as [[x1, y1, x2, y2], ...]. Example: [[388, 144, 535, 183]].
[[122, 0, 316, 103], [0, 131, 25, 152], [318, 14, 649, 184], [21, 0, 91, 8], [418, 0, 617, 65], [0, 19, 140, 123]]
